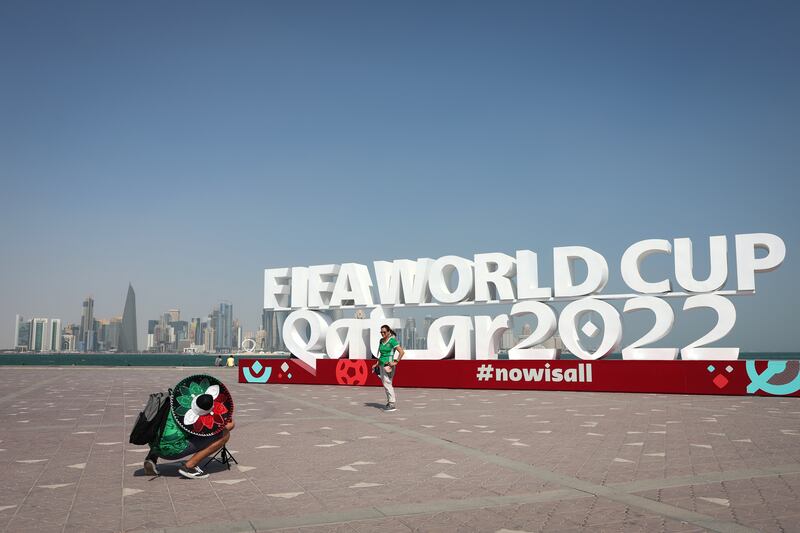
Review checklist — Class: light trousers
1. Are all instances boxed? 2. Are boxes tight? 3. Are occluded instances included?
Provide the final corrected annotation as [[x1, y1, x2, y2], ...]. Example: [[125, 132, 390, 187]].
[[379, 365, 396, 404]]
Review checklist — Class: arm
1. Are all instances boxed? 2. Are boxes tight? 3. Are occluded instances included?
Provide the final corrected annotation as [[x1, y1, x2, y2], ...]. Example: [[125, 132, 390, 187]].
[[390, 343, 404, 366]]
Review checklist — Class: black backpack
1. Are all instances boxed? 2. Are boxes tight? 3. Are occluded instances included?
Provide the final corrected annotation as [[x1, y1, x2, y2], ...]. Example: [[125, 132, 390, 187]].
[[129, 389, 172, 445]]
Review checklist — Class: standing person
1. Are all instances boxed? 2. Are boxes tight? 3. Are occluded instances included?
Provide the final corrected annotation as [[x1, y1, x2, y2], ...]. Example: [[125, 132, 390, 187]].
[[372, 324, 405, 412]]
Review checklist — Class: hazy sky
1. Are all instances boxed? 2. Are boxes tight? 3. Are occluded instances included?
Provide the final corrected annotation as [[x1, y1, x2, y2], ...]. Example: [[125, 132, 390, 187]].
[[1, 1, 798, 351]]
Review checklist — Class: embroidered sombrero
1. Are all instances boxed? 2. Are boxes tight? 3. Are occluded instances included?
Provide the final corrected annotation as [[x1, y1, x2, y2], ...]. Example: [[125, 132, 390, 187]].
[[170, 374, 234, 437]]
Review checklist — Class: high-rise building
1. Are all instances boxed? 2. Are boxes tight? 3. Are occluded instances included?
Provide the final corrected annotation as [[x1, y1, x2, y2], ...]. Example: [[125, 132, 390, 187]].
[[232, 319, 242, 350], [215, 303, 233, 351], [423, 316, 434, 337], [168, 309, 180, 322], [204, 324, 216, 353], [96, 319, 110, 350], [404, 318, 417, 350], [62, 323, 78, 351], [118, 284, 138, 352], [13, 314, 26, 349], [199, 321, 207, 347], [146, 319, 158, 351], [63, 333, 76, 351], [190, 318, 202, 345], [170, 320, 189, 345], [49, 319, 62, 352], [30, 318, 48, 352], [103, 317, 122, 351], [500, 317, 516, 351], [18, 321, 31, 350], [255, 328, 267, 351], [261, 309, 288, 352], [79, 297, 94, 352]]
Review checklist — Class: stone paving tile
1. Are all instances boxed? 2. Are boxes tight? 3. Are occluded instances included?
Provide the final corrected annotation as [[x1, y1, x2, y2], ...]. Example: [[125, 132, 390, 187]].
[[634, 473, 800, 532], [376, 497, 707, 532], [0, 367, 798, 532]]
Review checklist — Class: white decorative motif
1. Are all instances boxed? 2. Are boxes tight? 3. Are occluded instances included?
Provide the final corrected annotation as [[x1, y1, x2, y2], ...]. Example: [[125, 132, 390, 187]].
[[581, 320, 599, 338]]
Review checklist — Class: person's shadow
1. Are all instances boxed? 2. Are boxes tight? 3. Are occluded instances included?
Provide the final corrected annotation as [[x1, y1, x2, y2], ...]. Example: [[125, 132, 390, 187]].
[[364, 402, 386, 410]]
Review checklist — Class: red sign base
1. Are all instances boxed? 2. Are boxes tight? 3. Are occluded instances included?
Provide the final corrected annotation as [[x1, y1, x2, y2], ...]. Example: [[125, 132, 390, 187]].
[[238, 358, 800, 397]]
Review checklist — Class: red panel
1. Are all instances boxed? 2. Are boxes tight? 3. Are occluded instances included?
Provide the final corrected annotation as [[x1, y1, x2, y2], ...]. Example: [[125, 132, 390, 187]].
[[238, 358, 800, 397]]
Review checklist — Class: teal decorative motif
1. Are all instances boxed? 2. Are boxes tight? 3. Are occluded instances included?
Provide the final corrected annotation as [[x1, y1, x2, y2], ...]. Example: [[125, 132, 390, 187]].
[[243, 360, 272, 383], [746, 361, 800, 395]]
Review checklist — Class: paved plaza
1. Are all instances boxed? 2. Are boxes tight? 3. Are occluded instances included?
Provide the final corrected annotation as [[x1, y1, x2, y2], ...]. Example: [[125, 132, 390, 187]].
[[1, 367, 799, 532]]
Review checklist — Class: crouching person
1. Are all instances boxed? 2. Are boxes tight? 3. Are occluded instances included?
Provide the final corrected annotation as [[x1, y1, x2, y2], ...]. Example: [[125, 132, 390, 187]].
[[144, 400, 235, 479]]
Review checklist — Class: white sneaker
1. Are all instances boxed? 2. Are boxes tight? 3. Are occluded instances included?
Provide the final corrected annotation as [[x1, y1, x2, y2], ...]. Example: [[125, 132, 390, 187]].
[[178, 465, 209, 479], [384, 403, 397, 412]]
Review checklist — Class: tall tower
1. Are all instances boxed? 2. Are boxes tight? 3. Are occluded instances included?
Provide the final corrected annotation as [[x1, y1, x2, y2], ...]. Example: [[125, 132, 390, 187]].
[[118, 284, 138, 352], [404, 318, 417, 350], [262, 309, 288, 352], [215, 303, 233, 351], [49, 319, 62, 352], [13, 314, 25, 349], [79, 297, 94, 352], [30, 318, 48, 352], [423, 316, 434, 337]]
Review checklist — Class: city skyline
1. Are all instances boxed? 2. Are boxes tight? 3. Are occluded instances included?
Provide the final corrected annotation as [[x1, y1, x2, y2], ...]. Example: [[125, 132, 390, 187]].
[[1, 2, 798, 351], [8, 279, 572, 354], [6, 250, 795, 354]]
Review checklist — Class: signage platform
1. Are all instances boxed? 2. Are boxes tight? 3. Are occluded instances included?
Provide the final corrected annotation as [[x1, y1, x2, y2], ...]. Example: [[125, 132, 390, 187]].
[[239, 358, 800, 397]]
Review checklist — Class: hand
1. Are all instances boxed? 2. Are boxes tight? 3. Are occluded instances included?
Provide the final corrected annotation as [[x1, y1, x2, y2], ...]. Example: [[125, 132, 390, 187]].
[[389, 361, 397, 367]]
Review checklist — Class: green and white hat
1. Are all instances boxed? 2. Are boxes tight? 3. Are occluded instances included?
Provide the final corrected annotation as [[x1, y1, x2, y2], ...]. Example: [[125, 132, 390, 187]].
[[170, 374, 234, 436]]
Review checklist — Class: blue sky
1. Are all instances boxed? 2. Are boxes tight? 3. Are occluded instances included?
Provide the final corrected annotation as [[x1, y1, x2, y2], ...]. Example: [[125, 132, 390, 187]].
[[1, 1, 798, 351]]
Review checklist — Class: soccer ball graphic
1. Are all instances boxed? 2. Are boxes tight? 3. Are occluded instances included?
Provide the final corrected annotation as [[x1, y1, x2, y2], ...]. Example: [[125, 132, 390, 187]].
[[335, 359, 369, 386]]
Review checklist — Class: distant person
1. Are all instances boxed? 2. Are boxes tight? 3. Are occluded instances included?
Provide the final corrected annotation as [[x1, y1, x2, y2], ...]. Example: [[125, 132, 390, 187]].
[[371, 325, 405, 411], [226, 355, 235, 367], [214, 355, 223, 367]]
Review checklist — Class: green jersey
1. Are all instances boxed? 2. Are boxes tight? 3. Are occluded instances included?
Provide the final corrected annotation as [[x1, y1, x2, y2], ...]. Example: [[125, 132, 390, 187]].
[[152, 410, 190, 458], [378, 336, 399, 364]]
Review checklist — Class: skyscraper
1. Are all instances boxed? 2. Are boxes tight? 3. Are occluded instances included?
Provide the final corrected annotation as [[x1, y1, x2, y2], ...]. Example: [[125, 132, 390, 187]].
[[232, 319, 242, 350], [118, 284, 138, 352], [18, 321, 31, 349], [49, 319, 61, 352], [190, 318, 202, 345], [79, 297, 94, 352], [30, 318, 48, 352], [215, 303, 233, 351], [501, 317, 516, 352], [13, 314, 25, 349], [261, 309, 288, 352], [404, 318, 417, 350], [423, 315, 434, 337]]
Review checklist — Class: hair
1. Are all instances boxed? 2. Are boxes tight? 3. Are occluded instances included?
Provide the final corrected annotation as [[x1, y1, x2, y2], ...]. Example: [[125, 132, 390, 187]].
[[380, 324, 396, 337]]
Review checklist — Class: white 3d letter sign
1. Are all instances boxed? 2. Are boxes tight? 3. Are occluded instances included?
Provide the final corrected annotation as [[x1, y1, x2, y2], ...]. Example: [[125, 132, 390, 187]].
[[264, 233, 785, 371]]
